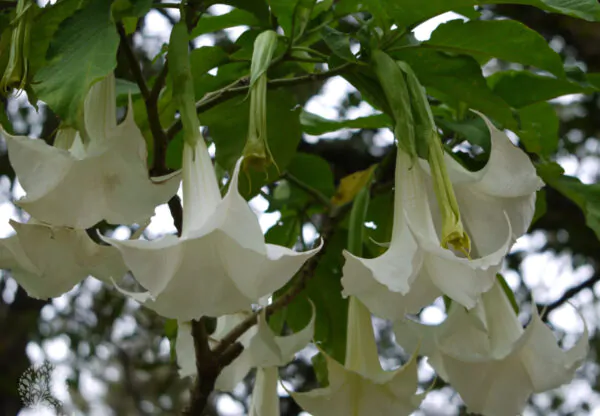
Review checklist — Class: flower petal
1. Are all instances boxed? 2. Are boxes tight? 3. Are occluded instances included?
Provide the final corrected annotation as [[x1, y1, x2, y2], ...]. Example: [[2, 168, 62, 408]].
[[176, 321, 196, 378], [84, 73, 117, 144], [516, 306, 589, 392], [249, 367, 280, 416], [342, 253, 438, 321]]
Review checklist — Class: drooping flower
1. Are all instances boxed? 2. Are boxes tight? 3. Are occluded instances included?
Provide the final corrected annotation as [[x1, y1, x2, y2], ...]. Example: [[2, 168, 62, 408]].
[[2, 73, 180, 229], [176, 308, 314, 415], [102, 137, 321, 320], [0, 219, 127, 299], [394, 281, 589, 416], [291, 297, 422, 415], [342, 112, 542, 320]]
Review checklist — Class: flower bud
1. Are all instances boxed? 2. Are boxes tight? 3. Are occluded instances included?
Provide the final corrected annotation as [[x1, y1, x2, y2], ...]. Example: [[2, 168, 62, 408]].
[[243, 31, 278, 172], [400, 62, 471, 255], [1, 0, 33, 93]]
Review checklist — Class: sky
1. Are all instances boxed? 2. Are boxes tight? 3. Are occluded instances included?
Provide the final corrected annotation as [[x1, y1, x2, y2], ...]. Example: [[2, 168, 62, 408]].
[[5, 4, 597, 415]]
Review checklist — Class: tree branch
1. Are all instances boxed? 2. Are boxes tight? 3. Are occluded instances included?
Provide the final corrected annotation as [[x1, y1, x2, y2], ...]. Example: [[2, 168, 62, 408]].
[[165, 63, 353, 141], [118, 23, 170, 175], [541, 273, 599, 318]]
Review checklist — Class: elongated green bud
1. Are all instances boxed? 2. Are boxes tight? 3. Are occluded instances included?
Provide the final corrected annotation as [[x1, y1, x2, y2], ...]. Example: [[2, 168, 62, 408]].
[[371, 50, 416, 159], [169, 21, 201, 147], [399, 62, 470, 255], [1, 0, 33, 92], [243, 30, 279, 172]]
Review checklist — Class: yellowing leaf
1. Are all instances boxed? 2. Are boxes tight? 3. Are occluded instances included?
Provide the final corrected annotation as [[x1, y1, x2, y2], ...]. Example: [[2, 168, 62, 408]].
[[331, 165, 377, 207]]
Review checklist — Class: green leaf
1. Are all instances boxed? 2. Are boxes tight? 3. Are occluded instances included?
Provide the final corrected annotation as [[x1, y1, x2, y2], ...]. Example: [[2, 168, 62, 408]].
[[28, 0, 81, 75], [322, 26, 357, 62], [215, 0, 271, 24], [287, 153, 336, 202], [532, 188, 547, 225], [489, 70, 593, 108], [364, 192, 394, 257], [111, 0, 152, 19], [265, 214, 301, 247], [426, 20, 565, 77], [33, 0, 119, 124], [200, 90, 302, 196], [300, 110, 392, 135], [380, 0, 600, 29], [268, 0, 299, 35], [392, 49, 515, 128], [189, 46, 229, 77], [436, 115, 491, 153], [537, 162, 600, 240], [191, 8, 261, 38], [517, 101, 559, 156]]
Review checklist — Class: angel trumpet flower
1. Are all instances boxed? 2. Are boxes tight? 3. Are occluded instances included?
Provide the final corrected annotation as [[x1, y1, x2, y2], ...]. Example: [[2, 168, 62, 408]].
[[0, 220, 127, 299], [102, 136, 321, 320], [1, 73, 180, 228], [291, 297, 422, 415], [176, 309, 314, 416], [342, 112, 543, 320], [394, 281, 589, 416]]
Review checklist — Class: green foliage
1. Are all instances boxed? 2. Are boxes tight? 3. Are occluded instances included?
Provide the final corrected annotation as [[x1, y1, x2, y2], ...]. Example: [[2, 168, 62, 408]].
[[538, 162, 600, 240], [191, 9, 262, 38], [426, 20, 565, 76], [391, 48, 516, 128], [33, 0, 119, 125], [300, 110, 392, 135], [488, 70, 596, 108], [200, 90, 302, 196], [518, 101, 559, 157]]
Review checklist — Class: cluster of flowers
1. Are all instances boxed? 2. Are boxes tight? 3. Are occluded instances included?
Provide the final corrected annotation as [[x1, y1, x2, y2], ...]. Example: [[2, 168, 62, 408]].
[[0, 28, 588, 416]]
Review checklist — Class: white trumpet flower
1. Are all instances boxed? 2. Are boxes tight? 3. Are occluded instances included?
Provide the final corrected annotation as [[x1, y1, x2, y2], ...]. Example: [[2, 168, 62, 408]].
[[394, 282, 589, 416], [342, 113, 542, 320], [0, 220, 127, 299], [2, 73, 180, 229], [291, 297, 422, 415], [103, 137, 321, 320]]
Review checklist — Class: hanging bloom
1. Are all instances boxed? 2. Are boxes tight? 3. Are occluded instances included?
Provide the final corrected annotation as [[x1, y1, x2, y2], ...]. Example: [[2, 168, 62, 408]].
[[176, 308, 314, 416], [0, 220, 127, 299], [342, 112, 542, 320], [1, 73, 180, 229], [291, 297, 422, 415], [394, 282, 589, 416], [102, 138, 321, 320]]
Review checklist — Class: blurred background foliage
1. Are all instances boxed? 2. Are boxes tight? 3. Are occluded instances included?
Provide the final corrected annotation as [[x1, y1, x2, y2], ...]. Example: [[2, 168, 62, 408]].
[[1, 0, 600, 415]]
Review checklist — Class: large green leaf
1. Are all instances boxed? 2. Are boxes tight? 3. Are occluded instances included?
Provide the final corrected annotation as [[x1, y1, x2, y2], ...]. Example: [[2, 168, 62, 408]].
[[537, 162, 600, 240], [426, 20, 565, 77], [392, 49, 515, 127], [189, 46, 229, 77], [191, 8, 261, 38], [268, 0, 299, 35], [517, 101, 559, 156], [489, 70, 594, 108], [380, 0, 600, 29], [322, 26, 358, 62], [300, 110, 392, 135], [28, 0, 81, 75], [199, 90, 302, 196], [281, 153, 335, 208], [33, 0, 119, 124]]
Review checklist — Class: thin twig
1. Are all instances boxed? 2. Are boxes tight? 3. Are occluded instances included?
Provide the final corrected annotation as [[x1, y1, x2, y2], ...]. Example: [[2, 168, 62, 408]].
[[118, 24, 150, 101], [284, 171, 333, 209], [166, 63, 353, 141], [541, 273, 599, 318]]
